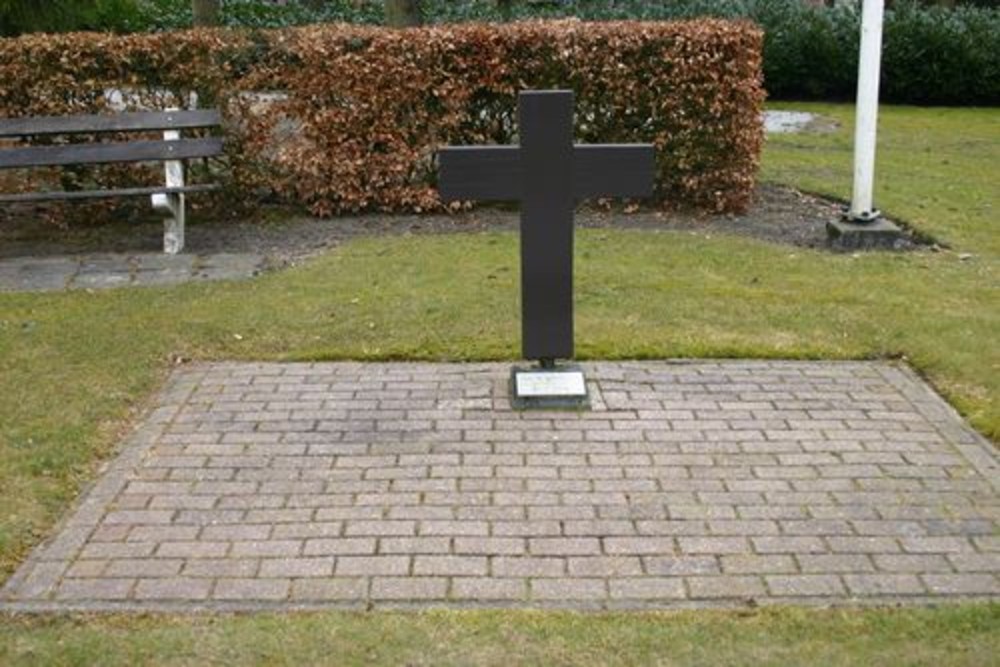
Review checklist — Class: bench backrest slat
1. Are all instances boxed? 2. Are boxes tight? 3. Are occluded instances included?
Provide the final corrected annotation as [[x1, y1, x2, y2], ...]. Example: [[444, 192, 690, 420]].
[[0, 137, 224, 169], [0, 110, 222, 138]]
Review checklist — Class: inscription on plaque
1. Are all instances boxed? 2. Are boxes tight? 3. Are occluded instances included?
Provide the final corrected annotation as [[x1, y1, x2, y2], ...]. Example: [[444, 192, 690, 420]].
[[515, 371, 587, 397]]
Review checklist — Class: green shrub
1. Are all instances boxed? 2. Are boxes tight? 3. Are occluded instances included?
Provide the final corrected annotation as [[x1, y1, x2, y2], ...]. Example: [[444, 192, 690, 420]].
[[0, 0, 143, 36], [133, 0, 1000, 105], [881, 2, 1000, 104], [3, 0, 997, 104], [135, 0, 380, 31]]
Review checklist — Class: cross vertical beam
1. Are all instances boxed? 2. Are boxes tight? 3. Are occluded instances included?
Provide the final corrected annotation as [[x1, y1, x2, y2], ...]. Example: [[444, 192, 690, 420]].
[[438, 90, 655, 368], [520, 92, 575, 363]]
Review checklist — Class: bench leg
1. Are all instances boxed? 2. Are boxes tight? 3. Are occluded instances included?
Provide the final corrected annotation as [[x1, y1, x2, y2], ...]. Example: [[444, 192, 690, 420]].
[[152, 191, 185, 255], [151, 123, 186, 254]]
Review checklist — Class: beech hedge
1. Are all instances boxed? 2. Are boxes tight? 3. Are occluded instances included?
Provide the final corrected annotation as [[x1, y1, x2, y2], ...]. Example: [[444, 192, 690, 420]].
[[0, 20, 764, 215]]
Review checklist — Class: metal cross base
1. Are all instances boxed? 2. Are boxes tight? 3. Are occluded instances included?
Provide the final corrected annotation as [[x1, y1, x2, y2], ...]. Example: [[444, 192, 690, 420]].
[[510, 361, 590, 411]]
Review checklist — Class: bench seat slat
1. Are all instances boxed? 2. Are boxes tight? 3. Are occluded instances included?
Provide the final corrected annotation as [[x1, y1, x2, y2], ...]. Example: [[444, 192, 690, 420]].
[[0, 183, 220, 203], [0, 137, 224, 169], [0, 110, 222, 138]]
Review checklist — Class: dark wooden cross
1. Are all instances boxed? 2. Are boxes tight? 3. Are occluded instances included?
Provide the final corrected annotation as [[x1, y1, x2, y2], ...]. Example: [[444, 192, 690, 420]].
[[438, 90, 655, 365]]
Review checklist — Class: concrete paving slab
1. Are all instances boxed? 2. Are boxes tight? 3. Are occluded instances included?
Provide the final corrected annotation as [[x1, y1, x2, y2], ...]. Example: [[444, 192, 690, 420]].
[[134, 254, 197, 287], [0, 253, 265, 292], [0, 257, 77, 292], [194, 253, 265, 282], [68, 255, 133, 289]]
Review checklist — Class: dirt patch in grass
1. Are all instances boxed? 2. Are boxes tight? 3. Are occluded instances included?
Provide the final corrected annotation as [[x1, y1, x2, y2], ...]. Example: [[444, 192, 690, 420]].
[[0, 184, 925, 264]]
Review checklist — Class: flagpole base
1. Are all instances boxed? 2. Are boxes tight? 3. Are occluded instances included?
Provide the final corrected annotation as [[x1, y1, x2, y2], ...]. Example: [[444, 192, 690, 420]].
[[827, 215, 904, 250]]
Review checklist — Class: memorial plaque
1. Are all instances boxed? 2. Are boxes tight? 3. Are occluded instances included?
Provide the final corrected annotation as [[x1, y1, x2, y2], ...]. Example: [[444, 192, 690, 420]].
[[516, 370, 587, 397], [510, 365, 589, 410]]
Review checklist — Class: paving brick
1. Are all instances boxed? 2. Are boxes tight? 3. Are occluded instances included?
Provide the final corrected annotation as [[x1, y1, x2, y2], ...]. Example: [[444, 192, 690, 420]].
[[827, 537, 901, 554], [644, 556, 720, 576], [302, 538, 376, 556], [242, 509, 313, 524], [105, 559, 183, 578], [259, 557, 335, 578], [922, 574, 999, 596], [972, 536, 1000, 552], [103, 510, 175, 525], [174, 510, 246, 525], [65, 560, 108, 578], [900, 536, 976, 554], [454, 537, 525, 555], [418, 521, 487, 536], [79, 542, 156, 560], [344, 521, 415, 537], [56, 579, 134, 600], [183, 559, 259, 578], [336, 556, 410, 576], [779, 520, 852, 536], [635, 520, 706, 537], [721, 555, 797, 574], [157, 541, 231, 558], [492, 557, 566, 577], [414, 556, 487, 577], [314, 507, 383, 521], [604, 537, 674, 555], [214, 578, 290, 601], [766, 575, 845, 597], [529, 506, 596, 521], [688, 576, 765, 599], [752, 536, 827, 554], [371, 577, 448, 600], [135, 577, 212, 600], [609, 577, 685, 600], [670, 505, 737, 520], [562, 520, 635, 537], [872, 554, 953, 573], [568, 557, 643, 577], [531, 578, 606, 600], [798, 554, 874, 573], [200, 525, 271, 541], [89, 525, 131, 542], [948, 553, 1000, 573], [679, 537, 750, 555], [291, 578, 368, 601], [451, 577, 526, 600], [494, 521, 563, 537], [529, 538, 602, 556], [843, 574, 926, 596]]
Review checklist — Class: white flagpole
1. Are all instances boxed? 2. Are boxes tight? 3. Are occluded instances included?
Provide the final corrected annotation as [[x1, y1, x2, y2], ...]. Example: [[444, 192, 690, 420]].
[[848, 0, 885, 222]]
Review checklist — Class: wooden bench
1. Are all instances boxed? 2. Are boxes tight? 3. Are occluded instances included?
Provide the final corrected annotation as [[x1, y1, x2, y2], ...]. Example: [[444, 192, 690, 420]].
[[0, 109, 224, 254]]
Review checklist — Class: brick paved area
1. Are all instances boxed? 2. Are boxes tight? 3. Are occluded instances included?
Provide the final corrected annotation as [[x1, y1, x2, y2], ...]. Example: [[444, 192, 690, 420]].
[[3, 361, 997, 611]]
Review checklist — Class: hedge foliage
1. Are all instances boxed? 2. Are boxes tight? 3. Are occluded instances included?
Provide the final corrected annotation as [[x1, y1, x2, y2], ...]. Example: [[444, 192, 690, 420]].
[[5, 1, 997, 104], [0, 20, 764, 215], [127, 0, 1000, 106]]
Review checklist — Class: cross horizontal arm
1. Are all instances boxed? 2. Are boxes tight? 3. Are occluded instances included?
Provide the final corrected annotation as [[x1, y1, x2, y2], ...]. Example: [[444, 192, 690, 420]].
[[438, 143, 656, 203], [573, 144, 656, 200], [438, 146, 520, 202]]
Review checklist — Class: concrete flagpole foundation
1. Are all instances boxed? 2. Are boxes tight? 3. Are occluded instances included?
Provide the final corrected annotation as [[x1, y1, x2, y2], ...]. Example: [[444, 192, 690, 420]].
[[828, 0, 903, 249]]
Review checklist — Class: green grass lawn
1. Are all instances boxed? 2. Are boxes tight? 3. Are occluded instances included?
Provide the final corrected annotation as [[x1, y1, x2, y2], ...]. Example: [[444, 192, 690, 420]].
[[763, 103, 999, 255], [1, 605, 999, 666], [0, 103, 998, 662]]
